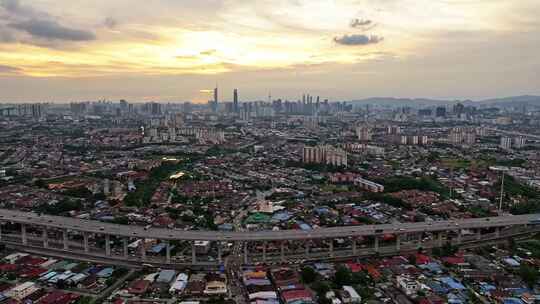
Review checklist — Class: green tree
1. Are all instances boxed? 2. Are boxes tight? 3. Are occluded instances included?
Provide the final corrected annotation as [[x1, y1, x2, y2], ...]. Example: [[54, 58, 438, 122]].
[[333, 266, 352, 287], [301, 266, 317, 284], [519, 263, 539, 288], [311, 281, 331, 295]]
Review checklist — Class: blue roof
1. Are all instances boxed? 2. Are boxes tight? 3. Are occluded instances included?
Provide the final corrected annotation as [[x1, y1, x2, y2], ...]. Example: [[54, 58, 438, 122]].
[[420, 262, 443, 274], [314, 207, 330, 215], [426, 281, 449, 294], [440, 277, 466, 290], [503, 298, 524, 304], [96, 267, 114, 278], [218, 223, 233, 231], [298, 223, 312, 231], [151, 243, 166, 253], [272, 211, 292, 221], [479, 283, 496, 293]]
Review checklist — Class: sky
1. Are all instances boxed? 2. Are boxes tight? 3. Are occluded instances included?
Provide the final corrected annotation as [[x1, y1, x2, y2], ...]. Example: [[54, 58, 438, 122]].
[[0, 0, 539, 103]]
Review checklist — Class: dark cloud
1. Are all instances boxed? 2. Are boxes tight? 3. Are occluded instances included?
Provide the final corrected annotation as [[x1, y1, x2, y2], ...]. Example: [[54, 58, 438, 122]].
[[350, 18, 377, 31], [9, 19, 95, 41], [0, 0, 43, 19], [333, 34, 384, 46], [0, 64, 20, 73], [0, 0, 96, 44], [351, 18, 372, 28], [104, 17, 117, 29]]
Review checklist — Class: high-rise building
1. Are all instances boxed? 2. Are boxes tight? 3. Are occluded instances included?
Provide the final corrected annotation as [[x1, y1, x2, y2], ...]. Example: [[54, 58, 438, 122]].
[[302, 145, 348, 167], [436, 107, 447, 118], [233, 89, 239, 113], [387, 125, 402, 135], [514, 137, 526, 149], [211, 86, 219, 112], [356, 126, 372, 141], [500, 136, 512, 150]]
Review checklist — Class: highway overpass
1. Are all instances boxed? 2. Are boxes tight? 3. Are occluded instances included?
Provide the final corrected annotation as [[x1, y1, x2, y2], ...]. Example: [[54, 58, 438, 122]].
[[0, 208, 539, 266]]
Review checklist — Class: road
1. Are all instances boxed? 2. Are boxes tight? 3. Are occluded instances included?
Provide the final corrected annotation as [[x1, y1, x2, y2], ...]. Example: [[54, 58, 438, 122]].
[[0, 208, 538, 241]]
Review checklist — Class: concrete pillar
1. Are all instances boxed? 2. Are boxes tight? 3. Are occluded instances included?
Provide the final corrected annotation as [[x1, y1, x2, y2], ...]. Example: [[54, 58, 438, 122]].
[[456, 230, 462, 244], [63, 229, 69, 250], [105, 235, 111, 256], [304, 241, 309, 258], [192, 241, 197, 264], [123, 238, 128, 258], [396, 235, 401, 251], [83, 232, 89, 253], [165, 241, 171, 264], [329, 240, 334, 257], [374, 236, 379, 253], [217, 242, 222, 264], [352, 239, 357, 256], [21, 224, 27, 245], [280, 241, 285, 262], [42, 227, 48, 248], [243, 242, 248, 265], [437, 232, 444, 247], [476, 229, 482, 241], [262, 242, 267, 262], [495, 227, 500, 238], [140, 239, 146, 261]]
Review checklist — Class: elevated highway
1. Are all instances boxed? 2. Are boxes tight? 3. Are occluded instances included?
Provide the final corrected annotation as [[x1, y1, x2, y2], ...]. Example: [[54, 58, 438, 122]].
[[0, 208, 539, 266]]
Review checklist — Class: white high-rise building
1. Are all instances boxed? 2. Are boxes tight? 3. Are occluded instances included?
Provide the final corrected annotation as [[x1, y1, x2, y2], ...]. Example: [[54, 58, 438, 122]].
[[514, 137, 526, 149], [500, 136, 512, 150], [302, 145, 347, 167]]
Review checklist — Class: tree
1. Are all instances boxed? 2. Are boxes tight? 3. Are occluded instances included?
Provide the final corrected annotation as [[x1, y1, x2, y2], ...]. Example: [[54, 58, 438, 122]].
[[301, 266, 317, 284], [333, 266, 352, 287], [519, 263, 539, 288], [311, 281, 331, 295]]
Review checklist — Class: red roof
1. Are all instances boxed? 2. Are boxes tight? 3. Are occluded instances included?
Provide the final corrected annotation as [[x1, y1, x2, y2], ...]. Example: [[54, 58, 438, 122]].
[[19, 267, 47, 278], [442, 256, 465, 265], [346, 262, 365, 273], [365, 265, 381, 280], [0, 264, 18, 272], [281, 289, 313, 303], [415, 254, 431, 265], [128, 280, 150, 294], [38, 291, 78, 304]]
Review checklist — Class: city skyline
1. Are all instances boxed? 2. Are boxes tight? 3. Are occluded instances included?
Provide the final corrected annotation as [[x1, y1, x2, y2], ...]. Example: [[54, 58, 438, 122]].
[[0, 0, 539, 102]]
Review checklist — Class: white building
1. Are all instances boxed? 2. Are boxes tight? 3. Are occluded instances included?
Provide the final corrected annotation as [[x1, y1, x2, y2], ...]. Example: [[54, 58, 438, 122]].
[[5, 282, 39, 300], [341, 286, 362, 304], [396, 275, 419, 296], [303, 145, 347, 167], [354, 177, 384, 192], [500, 136, 513, 150], [514, 137, 526, 149]]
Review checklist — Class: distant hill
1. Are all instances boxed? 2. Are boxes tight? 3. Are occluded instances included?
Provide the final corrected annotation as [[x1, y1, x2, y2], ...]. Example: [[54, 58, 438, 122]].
[[348, 95, 540, 108], [474, 95, 540, 107]]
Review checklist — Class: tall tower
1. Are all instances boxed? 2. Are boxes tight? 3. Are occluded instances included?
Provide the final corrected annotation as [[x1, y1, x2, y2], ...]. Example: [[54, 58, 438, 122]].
[[213, 86, 219, 112], [233, 89, 238, 113]]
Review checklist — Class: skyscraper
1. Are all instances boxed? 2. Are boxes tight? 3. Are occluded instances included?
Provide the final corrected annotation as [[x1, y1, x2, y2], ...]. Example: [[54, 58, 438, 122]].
[[233, 89, 238, 113], [212, 86, 219, 112]]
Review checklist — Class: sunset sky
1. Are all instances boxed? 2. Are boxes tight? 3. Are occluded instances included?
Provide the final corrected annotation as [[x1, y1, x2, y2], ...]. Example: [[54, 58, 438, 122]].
[[0, 0, 539, 103]]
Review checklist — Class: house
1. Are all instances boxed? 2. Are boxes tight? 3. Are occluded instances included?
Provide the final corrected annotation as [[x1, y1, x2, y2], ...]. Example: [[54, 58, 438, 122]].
[[396, 275, 419, 296], [128, 280, 151, 295], [156, 270, 176, 284], [341, 286, 362, 304], [204, 280, 227, 295], [5, 282, 39, 301]]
